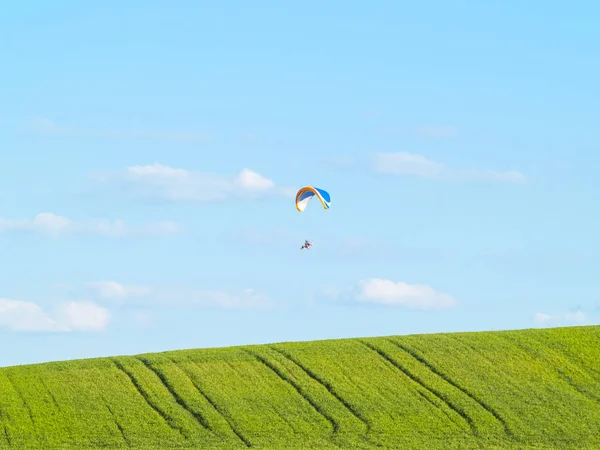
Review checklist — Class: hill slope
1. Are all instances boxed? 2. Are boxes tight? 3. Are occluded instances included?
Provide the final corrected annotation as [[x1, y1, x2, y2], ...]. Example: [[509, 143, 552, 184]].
[[1, 326, 600, 449]]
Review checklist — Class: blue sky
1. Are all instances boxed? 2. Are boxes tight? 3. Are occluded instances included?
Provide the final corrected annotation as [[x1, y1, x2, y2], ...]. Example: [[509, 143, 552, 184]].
[[1, 1, 599, 367]]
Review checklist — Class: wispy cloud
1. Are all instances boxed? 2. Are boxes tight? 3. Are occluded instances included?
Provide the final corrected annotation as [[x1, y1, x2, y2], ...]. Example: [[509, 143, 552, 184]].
[[416, 125, 458, 138], [240, 132, 260, 142], [131, 310, 153, 327], [363, 108, 382, 119], [0, 213, 179, 237], [228, 228, 370, 258], [29, 118, 209, 142], [373, 152, 525, 183], [0, 298, 109, 332], [335, 237, 369, 257], [323, 156, 357, 169], [87, 281, 152, 299], [93, 162, 292, 202], [533, 310, 587, 327], [88, 281, 272, 309], [228, 227, 297, 246], [326, 278, 457, 310], [30, 118, 73, 135]]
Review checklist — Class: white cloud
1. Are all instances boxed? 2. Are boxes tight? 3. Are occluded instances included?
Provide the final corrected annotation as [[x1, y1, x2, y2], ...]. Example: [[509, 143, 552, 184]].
[[235, 168, 275, 191], [374, 153, 444, 178], [29, 118, 208, 142], [373, 152, 525, 183], [96, 162, 290, 202], [533, 313, 553, 324], [0, 212, 179, 237], [0, 299, 62, 332], [0, 298, 109, 332], [88, 281, 272, 309], [534, 310, 587, 327], [356, 279, 457, 309], [57, 302, 110, 331], [328, 278, 457, 310], [416, 125, 458, 138]]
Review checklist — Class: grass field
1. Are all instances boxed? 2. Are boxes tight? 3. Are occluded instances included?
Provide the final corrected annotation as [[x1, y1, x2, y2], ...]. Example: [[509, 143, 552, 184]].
[[1, 325, 600, 449]]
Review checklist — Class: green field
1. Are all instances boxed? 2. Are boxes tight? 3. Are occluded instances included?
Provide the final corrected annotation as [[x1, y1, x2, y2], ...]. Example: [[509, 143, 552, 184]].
[[1, 325, 600, 449]]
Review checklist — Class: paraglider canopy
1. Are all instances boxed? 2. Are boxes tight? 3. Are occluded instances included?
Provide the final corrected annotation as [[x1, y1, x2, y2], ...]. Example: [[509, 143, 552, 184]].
[[295, 186, 331, 212]]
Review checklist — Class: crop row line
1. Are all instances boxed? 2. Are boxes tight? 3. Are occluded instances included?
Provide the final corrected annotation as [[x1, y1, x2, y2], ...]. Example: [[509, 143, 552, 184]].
[[181, 356, 252, 448], [386, 338, 514, 438], [358, 340, 476, 435], [111, 358, 185, 439], [137, 357, 213, 433], [242, 348, 340, 438]]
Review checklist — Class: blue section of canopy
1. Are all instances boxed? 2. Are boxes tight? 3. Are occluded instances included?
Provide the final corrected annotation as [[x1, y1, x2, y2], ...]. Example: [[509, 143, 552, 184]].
[[295, 186, 330, 212]]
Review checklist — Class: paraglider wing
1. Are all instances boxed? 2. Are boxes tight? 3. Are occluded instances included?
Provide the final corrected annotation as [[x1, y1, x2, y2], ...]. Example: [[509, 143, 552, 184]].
[[295, 186, 331, 212]]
